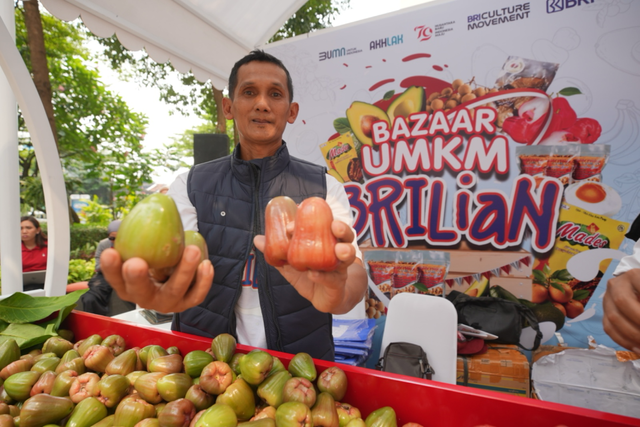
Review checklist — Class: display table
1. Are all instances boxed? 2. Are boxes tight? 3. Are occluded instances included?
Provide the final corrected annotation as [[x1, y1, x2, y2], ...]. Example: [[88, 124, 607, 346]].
[[62, 311, 640, 427], [110, 308, 173, 331]]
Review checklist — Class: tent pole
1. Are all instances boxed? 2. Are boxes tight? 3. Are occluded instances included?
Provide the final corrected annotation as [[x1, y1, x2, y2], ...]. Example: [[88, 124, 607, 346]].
[[0, 0, 22, 296]]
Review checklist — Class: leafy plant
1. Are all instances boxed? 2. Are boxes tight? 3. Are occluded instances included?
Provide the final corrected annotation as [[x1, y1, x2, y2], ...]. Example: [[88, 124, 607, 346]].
[[67, 259, 96, 284], [79, 196, 112, 226], [69, 242, 97, 261], [0, 289, 88, 349], [42, 223, 107, 257], [0, 290, 87, 324], [116, 194, 138, 218], [70, 225, 107, 252]]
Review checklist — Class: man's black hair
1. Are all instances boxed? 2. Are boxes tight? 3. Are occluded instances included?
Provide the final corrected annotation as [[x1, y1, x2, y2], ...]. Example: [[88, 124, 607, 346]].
[[228, 50, 294, 102]]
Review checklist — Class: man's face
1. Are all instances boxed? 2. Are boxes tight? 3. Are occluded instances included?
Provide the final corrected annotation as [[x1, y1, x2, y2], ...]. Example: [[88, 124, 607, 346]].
[[223, 61, 298, 150]]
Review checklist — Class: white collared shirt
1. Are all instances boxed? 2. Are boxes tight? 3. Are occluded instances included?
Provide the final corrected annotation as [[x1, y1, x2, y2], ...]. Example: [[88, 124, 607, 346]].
[[168, 171, 363, 347]]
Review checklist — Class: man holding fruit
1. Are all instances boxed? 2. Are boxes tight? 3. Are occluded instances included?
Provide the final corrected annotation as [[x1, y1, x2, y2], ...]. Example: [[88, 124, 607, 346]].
[[603, 241, 640, 354], [101, 50, 368, 360]]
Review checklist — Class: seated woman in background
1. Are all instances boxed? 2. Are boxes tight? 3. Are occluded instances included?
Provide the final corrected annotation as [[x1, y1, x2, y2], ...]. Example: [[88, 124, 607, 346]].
[[21, 216, 47, 290]]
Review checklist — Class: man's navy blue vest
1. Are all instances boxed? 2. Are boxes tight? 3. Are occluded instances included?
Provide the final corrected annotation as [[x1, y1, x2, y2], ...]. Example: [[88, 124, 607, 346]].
[[173, 143, 335, 361]]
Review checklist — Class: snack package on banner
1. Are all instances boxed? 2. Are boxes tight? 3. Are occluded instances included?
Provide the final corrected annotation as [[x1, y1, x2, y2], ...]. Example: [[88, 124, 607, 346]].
[[516, 145, 580, 187], [493, 56, 559, 134], [364, 250, 450, 319], [533, 203, 628, 319], [573, 144, 610, 184], [319, 133, 362, 183], [495, 56, 559, 93]]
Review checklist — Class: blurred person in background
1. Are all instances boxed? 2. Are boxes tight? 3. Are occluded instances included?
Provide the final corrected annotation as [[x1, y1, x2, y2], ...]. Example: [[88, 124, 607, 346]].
[[80, 220, 135, 315], [21, 215, 47, 271], [21, 215, 48, 291]]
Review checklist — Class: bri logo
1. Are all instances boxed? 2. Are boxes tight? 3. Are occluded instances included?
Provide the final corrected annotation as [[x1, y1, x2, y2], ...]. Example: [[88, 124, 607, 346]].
[[547, 0, 594, 13]]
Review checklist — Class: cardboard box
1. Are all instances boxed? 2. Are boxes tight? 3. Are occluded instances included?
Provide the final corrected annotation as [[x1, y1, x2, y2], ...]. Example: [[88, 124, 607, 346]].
[[457, 344, 530, 397]]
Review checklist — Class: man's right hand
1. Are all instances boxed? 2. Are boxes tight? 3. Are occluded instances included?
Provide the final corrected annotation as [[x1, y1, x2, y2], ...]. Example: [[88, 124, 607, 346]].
[[100, 246, 213, 314], [603, 268, 640, 353]]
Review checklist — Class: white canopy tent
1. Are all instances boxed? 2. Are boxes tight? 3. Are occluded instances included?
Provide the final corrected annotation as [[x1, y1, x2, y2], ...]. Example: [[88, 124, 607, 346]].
[[39, 0, 309, 88], [0, 0, 306, 297]]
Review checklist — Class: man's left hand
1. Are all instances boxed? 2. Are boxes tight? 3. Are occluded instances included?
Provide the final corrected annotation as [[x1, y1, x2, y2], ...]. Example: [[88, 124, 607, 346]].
[[254, 220, 367, 314]]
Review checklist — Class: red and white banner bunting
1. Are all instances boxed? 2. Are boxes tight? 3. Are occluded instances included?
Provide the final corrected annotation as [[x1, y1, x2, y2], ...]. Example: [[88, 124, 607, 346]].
[[448, 255, 532, 287]]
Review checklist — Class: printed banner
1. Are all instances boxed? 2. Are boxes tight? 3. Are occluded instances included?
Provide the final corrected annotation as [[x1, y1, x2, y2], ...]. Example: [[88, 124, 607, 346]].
[[264, 0, 640, 349]]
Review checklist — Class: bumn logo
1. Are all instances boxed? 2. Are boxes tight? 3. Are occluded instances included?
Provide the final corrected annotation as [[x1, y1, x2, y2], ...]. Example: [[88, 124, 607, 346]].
[[547, 0, 594, 13], [319, 47, 346, 61]]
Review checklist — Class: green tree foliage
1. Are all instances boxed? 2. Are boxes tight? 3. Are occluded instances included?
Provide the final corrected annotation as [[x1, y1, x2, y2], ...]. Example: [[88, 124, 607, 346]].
[[78, 196, 112, 226], [95, 40, 214, 126], [92, 0, 350, 161], [270, 0, 350, 42], [20, 174, 81, 215], [15, 4, 176, 218]]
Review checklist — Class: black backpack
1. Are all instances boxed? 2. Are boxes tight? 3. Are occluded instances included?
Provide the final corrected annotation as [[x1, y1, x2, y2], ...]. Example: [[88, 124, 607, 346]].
[[446, 290, 543, 351], [375, 342, 435, 380]]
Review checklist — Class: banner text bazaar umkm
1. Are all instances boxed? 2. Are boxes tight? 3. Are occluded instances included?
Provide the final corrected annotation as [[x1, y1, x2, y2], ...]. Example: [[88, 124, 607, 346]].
[[343, 106, 563, 252]]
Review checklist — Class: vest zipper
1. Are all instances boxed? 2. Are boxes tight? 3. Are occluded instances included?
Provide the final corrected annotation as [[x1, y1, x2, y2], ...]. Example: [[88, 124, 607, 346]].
[[249, 163, 283, 352], [230, 164, 261, 336]]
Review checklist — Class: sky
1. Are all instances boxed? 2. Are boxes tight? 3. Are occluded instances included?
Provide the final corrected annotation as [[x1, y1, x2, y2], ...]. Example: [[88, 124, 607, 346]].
[[100, 0, 436, 185]]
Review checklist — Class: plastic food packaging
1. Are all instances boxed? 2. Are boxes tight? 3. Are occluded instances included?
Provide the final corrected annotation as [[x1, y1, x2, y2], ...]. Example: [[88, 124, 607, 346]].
[[332, 318, 377, 366], [532, 344, 640, 418], [319, 133, 361, 183], [573, 144, 610, 183], [495, 56, 559, 92], [517, 144, 580, 187]]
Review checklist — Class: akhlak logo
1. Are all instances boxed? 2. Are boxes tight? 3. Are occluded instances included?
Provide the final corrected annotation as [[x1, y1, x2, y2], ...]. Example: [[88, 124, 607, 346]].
[[414, 25, 433, 41]]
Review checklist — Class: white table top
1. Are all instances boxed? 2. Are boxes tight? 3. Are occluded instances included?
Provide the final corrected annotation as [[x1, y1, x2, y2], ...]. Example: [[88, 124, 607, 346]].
[[111, 309, 173, 331]]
